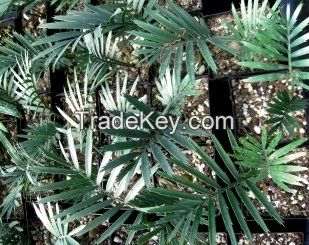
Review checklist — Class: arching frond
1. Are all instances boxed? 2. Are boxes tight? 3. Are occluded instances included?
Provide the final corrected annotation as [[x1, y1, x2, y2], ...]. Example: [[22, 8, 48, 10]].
[[33, 4, 136, 68], [130, 129, 307, 244], [238, 3, 309, 89], [131, 0, 236, 81]]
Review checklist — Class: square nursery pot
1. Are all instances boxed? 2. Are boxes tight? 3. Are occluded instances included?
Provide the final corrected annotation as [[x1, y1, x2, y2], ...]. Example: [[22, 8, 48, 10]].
[[207, 77, 309, 220], [151, 76, 213, 144], [117, 36, 149, 84], [204, 1, 280, 80], [227, 76, 309, 220], [230, 76, 308, 142], [233, 218, 309, 243]]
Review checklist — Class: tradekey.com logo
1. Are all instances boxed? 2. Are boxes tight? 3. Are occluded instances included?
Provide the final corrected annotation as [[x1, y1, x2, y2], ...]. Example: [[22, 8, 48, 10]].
[[75, 111, 234, 134]]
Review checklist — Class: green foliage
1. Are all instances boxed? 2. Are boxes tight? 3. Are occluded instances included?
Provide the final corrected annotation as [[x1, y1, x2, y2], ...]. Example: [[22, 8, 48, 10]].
[[131, 0, 236, 82], [266, 90, 308, 137], [131, 129, 302, 244], [232, 129, 308, 193], [34, 2, 148, 69], [155, 66, 202, 115], [227, 0, 281, 57], [78, 29, 126, 78], [0, 88, 21, 118], [18, 121, 59, 157], [30, 128, 134, 244], [0, 31, 47, 77], [99, 94, 207, 201], [0, 0, 308, 244], [57, 69, 96, 129], [0, 220, 24, 244], [238, 3, 309, 89], [1, 53, 50, 116], [0, 130, 38, 218]]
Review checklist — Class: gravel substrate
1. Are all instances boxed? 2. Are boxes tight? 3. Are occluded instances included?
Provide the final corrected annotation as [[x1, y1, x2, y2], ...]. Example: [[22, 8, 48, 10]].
[[206, 13, 246, 77], [238, 232, 303, 245], [30, 224, 52, 245], [111, 228, 227, 245], [158, 0, 202, 12], [174, 0, 202, 11], [248, 147, 309, 217], [180, 78, 210, 124], [119, 37, 149, 83], [23, 3, 47, 38], [152, 77, 213, 151], [231, 79, 307, 140]]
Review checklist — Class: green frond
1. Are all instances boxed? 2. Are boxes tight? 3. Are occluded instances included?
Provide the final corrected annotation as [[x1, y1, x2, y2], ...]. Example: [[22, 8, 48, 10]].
[[9, 53, 50, 116], [227, 0, 281, 57], [131, 0, 236, 81], [18, 121, 59, 157], [57, 69, 96, 129], [265, 90, 308, 137], [129, 130, 293, 244], [0, 131, 38, 218], [233, 129, 308, 193], [0, 31, 48, 77], [155, 66, 202, 115], [238, 3, 309, 89], [34, 4, 135, 68], [77, 28, 131, 78]]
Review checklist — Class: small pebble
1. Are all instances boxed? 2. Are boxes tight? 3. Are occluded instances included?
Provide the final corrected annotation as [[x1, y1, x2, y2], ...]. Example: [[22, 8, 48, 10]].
[[254, 126, 261, 134]]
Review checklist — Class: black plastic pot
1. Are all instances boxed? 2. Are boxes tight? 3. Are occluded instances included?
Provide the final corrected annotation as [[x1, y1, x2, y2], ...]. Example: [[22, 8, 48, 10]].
[[201, 0, 241, 16], [237, 218, 309, 244], [201, 0, 284, 16]]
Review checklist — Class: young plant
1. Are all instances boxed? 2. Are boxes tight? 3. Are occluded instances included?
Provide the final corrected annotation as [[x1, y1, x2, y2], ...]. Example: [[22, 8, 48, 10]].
[[266, 90, 308, 137], [237, 3, 309, 90], [130, 129, 307, 244], [0, 0, 308, 244]]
